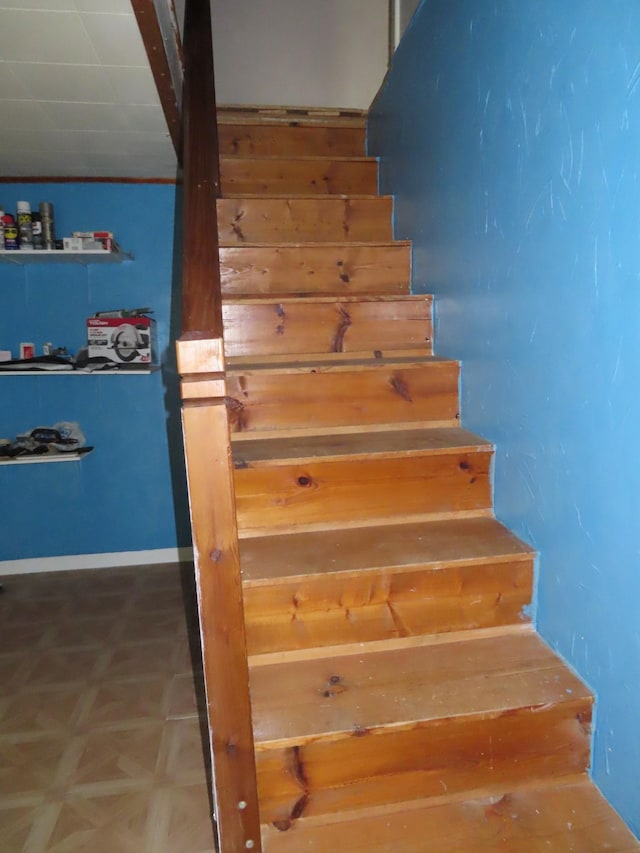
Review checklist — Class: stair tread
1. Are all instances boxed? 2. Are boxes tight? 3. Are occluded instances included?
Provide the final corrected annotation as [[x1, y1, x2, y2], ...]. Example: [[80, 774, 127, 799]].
[[217, 106, 367, 128], [241, 517, 533, 585], [219, 240, 412, 248], [249, 627, 590, 746], [228, 349, 433, 369], [260, 778, 640, 852], [233, 426, 491, 466], [223, 293, 427, 304], [220, 192, 388, 200], [221, 154, 375, 163], [227, 354, 453, 374]]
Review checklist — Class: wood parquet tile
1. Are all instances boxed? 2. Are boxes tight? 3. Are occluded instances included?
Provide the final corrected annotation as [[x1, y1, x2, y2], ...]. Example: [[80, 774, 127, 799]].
[[0, 564, 217, 852]]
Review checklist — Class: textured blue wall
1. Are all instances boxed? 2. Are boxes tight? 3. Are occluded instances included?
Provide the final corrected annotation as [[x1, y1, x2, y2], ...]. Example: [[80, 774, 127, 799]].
[[0, 183, 190, 561], [370, 0, 640, 835]]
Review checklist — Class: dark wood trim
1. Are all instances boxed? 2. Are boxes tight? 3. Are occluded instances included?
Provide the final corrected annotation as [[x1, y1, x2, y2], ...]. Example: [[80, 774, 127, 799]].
[[131, 0, 182, 157], [0, 176, 177, 185], [181, 0, 223, 336]]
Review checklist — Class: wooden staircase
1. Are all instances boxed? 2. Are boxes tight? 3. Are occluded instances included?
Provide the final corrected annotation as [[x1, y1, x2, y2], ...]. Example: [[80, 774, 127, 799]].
[[211, 106, 639, 851]]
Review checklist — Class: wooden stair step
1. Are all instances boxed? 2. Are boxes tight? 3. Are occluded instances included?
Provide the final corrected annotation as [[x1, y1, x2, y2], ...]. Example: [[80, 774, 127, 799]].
[[217, 196, 393, 243], [241, 517, 534, 655], [218, 121, 366, 158], [260, 777, 640, 852], [219, 155, 378, 195], [217, 105, 367, 125], [219, 242, 411, 297], [222, 295, 432, 358], [250, 628, 592, 825], [233, 427, 493, 535], [225, 356, 458, 434]]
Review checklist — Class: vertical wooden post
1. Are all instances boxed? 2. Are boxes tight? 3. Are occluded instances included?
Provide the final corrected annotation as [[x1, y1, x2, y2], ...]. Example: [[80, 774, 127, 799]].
[[177, 338, 262, 852], [176, 0, 262, 847]]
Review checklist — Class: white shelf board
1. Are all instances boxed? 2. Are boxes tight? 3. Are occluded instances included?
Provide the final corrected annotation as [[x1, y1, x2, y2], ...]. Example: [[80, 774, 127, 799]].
[[0, 450, 92, 465], [0, 367, 158, 375], [0, 249, 132, 265]]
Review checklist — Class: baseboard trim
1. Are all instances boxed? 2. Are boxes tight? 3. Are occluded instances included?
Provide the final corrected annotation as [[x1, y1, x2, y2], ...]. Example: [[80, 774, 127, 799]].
[[0, 547, 195, 576]]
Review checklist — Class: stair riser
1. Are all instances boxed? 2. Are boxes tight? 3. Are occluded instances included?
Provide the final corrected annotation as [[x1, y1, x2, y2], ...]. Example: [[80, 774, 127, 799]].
[[234, 450, 493, 534], [219, 245, 411, 297], [226, 364, 458, 433], [220, 157, 378, 196], [218, 124, 366, 158], [217, 197, 393, 244], [256, 701, 592, 826], [243, 559, 533, 655], [223, 298, 432, 358]]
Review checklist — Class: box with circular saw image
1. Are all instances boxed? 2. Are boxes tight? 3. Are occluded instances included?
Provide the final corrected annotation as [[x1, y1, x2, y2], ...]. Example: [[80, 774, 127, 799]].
[[86, 315, 157, 365]]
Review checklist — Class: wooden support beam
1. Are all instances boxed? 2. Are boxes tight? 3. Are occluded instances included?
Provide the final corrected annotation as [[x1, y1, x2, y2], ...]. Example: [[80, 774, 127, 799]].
[[130, 0, 182, 157], [178, 338, 262, 853]]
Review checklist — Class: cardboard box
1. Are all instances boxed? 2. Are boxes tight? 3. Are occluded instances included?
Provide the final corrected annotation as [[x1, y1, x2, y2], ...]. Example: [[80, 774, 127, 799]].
[[87, 316, 157, 365]]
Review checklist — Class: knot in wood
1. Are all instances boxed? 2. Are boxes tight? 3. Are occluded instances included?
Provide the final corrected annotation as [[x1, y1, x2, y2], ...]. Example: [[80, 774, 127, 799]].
[[297, 475, 312, 487]]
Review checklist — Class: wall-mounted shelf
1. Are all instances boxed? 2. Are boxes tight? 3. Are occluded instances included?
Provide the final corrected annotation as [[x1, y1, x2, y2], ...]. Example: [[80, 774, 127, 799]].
[[0, 450, 93, 465], [0, 367, 158, 376], [0, 249, 132, 265]]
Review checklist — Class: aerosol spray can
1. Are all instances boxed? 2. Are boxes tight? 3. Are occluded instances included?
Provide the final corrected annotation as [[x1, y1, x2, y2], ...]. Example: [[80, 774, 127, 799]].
[[39, 202, 56, 250], [17, 201, 34, 250]]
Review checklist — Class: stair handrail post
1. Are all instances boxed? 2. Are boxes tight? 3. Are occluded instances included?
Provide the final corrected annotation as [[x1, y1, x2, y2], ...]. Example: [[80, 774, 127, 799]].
[[177, 1, 262, 850]]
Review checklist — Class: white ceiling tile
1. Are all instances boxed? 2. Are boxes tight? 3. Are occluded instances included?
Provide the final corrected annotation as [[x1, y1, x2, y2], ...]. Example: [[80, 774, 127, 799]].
[[4, 63, 115, 102], [74, 0, 132, 12], [0, 99, 55, 130], [0, 10, 99, 64], [0, 62, 33, 98], [106, 67, 160, 105], [80, 12, 148, 67], [0, 1, 76, 10], [42, 101, 129, 132], [119, 104, 168, 133], [0, 5, 177, 178]]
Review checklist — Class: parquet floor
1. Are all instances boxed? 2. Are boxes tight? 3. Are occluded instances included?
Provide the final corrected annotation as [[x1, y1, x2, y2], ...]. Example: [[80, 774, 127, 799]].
[[0, 563, 217, 853]]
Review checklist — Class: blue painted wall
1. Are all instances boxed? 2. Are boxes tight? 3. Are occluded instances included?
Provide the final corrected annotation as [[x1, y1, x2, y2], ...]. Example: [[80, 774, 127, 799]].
[[0, 183, 190, 561], [370, 0, 640, 836]]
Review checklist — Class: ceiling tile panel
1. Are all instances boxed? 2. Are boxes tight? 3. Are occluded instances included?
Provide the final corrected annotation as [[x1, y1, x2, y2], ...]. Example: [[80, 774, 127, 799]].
[[80, 12, 149, 67], [106, 67, 160, 106], [0, 1, 77, 10], [119, 104, 168, 133], [0, 10, 99, 64], [4, 63, 115, 103], [0, 99, 55, 131], [0, 62, 33, 98], [0, 2, 178, 178], [74, 0, 132, 11], [42, 101, 129, 132]]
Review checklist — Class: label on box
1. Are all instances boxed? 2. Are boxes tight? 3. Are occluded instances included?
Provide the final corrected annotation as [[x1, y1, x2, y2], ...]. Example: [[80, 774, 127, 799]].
[[87, 317, 157, 365]]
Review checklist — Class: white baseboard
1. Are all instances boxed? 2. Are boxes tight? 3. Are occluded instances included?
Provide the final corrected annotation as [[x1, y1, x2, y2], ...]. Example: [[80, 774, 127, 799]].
[[0, 547, 195, 576]]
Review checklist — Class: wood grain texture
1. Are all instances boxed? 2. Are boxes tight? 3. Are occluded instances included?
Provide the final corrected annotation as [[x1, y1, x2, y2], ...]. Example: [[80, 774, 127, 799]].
[[251, 631, 592, 824], [233, 426, 491, 466], [218, 123, 366, 157], [217, 197, 393, 243], [260, 778, 640, 852], [131, 0, 181, 156], [219, 243, 411, 296], [234, 447, 492, 535], [181, 0, 222, 336], [240, 517, 534, 584], [243, 557, 533, 655], [225, 358, 458, 433], [179, 393, 260, 851], [222, 296, 432, 357], [220, 156, 378, 195]]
